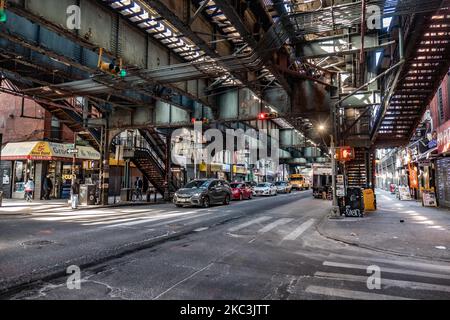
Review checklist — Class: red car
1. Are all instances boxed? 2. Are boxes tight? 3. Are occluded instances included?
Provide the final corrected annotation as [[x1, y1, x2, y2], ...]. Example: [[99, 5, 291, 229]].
[[230, 182, 253, 200]]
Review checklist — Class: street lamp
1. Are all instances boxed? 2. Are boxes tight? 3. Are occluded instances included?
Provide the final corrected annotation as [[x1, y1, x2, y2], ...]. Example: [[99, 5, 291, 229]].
[[317, 125, 340, 218]]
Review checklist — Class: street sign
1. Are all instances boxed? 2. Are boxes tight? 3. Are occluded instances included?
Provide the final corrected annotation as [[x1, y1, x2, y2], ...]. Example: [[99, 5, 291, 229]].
[[68, 149, 79, 154], [337, 175, 344, 184], [336, 185, 346, 197]]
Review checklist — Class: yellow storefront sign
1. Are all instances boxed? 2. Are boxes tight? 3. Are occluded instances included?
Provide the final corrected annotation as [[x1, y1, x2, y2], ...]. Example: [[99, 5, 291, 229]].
[[30, 142, 52, 160], [233, 165, 247, 174], [210, 164, 222, 172], [199, 162, 207, 172]]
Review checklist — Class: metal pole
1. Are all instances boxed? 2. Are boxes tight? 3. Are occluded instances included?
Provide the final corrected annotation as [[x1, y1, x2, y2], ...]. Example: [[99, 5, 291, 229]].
[[0, 133, 3, 207], [330, 134, 340, 217], [164, 133, 171, 201], [72, 132, 77, 185]]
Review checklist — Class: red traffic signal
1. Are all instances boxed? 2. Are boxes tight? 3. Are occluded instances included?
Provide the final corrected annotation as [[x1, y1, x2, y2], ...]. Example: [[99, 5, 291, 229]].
[[191, 118, 209, 124], [258, 112, 278, 120], [258, 113, 267, 120], [336, 146, 355, 162]]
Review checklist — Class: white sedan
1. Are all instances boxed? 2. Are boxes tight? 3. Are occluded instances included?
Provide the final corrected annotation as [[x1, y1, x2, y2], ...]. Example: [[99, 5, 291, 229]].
[[253, 183, 277, 196]]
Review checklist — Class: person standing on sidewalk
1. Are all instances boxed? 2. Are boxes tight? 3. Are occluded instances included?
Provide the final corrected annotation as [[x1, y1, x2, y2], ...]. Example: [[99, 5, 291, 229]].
[[43, 175, 53, 200], [71, 179, 80, 209]]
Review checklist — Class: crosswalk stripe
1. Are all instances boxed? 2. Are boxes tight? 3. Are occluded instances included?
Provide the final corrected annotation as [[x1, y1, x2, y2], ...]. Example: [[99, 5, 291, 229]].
[[323, 261, 450, 280], [305, 285, 413, 300], [258, 218, 294, 233], [314, 272, 450, 293], [99, 211, 204, 229], [327, 253, 450, 274], [228, 216, 273, 232], [83, 213, 160, 226], [282, 218, 315, 241]]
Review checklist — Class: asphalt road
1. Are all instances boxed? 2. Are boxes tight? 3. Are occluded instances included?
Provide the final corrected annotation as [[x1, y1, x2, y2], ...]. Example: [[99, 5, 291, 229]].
[[2, 191, 450, 300]]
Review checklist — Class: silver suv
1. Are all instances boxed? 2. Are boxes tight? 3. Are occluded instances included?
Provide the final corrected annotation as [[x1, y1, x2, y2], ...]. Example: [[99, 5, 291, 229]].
[[173, 179, 232, 208]]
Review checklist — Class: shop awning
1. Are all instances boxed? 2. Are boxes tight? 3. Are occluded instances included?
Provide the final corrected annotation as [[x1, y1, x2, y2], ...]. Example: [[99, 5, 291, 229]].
[[0, 141, 100, 161]]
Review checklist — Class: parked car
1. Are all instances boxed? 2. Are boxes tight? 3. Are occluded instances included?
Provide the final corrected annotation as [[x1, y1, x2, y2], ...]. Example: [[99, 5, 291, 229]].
[[274, 181, 292, 193], [245, 181, 258, 195], [173, 179, 231, 208], [230, 182, 253, 200], [253, 182, 277, 196]]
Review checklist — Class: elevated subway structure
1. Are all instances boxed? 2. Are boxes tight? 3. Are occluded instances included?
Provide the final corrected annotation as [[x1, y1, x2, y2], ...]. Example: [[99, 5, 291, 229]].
[[0, 0, 449, 203]]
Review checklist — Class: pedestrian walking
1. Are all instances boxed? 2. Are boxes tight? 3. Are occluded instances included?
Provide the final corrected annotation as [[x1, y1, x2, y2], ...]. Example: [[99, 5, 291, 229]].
[[71, 179, 80, 209], [24, 178, 35, 202], [134, 177, 143, 201]]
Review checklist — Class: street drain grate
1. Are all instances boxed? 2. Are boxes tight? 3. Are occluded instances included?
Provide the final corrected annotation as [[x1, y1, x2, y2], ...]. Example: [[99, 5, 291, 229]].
[[21, 240, 55, 247]]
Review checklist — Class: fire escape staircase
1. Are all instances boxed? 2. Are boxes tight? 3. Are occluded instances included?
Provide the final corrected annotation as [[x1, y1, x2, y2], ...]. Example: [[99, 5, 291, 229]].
[[119, 130, 182, 197]]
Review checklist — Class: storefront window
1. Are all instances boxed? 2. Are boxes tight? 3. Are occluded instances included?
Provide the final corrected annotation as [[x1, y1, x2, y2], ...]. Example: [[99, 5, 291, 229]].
[[13, 161, 26, 192]]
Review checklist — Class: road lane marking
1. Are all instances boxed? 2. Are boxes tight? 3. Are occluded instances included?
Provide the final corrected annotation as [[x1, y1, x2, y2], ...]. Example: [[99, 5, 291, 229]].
[[323, 261, 450, 280], [282, 218, 315, 241], [258, 218, 294, 233], [305, 285, 413, 300], [314, 272, 450, 293], [327, 253, 450, 274], [227, 216, 273, 232], [99, 211, 208, 229]]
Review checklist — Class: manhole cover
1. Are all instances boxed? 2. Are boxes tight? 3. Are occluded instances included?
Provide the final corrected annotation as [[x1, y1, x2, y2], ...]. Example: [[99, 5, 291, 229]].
[[21, 240, 55, 247]]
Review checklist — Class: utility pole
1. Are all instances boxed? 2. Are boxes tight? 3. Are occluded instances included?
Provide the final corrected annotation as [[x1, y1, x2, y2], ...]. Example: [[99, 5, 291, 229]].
[[72, 132, 77, 185], [330, 134, 340, 217], [0, 133, 3, 207]]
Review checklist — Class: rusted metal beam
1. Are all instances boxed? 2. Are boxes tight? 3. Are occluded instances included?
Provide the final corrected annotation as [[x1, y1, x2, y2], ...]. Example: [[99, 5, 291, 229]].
[[213, 0, 291, 93]]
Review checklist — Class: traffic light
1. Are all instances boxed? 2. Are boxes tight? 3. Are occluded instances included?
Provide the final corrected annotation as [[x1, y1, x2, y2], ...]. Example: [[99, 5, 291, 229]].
[[258, 112, 278, 120], [0, 0, 7, 23], [97, 48, 127, 78], [191, 118, 209, 124], [336, 146, 355, 162]]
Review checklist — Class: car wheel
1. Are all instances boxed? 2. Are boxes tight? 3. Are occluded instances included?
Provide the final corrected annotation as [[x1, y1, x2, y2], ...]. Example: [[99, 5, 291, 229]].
[[202, 196, 210, 208], [223, 195, 230, 205]]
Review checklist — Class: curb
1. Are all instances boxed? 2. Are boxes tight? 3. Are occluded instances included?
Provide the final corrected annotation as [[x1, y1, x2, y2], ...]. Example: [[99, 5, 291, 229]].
[[315, 214, 450, 263]]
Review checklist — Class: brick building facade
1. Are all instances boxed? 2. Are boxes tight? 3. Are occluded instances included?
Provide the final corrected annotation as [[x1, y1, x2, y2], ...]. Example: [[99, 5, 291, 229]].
[[0, 91, 74, 144]]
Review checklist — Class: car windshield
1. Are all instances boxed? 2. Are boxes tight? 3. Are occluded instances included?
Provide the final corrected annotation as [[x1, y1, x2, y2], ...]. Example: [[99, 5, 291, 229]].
[[257, 183, 270, 188], [274, 182, 285, 186], [230, 183, 244, 188], [184, 180, 210, 189]]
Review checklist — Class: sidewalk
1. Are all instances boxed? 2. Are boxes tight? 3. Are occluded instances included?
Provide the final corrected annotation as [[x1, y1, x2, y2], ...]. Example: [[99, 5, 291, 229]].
[[317, 189, 450, 261], [0, 195, 164, 215]]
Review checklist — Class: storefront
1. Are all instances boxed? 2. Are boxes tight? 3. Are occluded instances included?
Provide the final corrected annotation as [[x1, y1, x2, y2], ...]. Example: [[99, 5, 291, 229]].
[[232, 165, 248, 182], [436, 120, 450, 208], [0, 141, 100, 199]]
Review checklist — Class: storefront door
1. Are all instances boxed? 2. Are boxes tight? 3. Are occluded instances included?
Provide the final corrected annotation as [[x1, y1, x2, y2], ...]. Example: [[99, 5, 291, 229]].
[[436, 158, 450, 208]]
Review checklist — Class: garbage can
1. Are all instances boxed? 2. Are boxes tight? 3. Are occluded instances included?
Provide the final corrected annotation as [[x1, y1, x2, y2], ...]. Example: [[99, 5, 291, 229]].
[[343, 187, 364, 217], [79, 184, 97, 206], [363, 189, 376, 211], [120, 188, 132, 202]]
